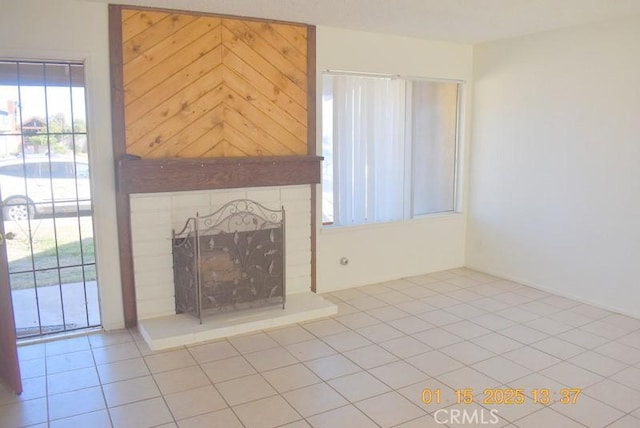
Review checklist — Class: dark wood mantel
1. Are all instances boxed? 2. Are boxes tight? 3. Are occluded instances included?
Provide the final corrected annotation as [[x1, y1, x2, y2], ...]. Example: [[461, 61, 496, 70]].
[[117, 155, 322, 195]]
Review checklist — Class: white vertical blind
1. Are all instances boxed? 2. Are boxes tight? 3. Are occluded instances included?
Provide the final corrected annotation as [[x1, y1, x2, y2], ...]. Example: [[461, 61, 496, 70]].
[[323, 73, 460, 227]]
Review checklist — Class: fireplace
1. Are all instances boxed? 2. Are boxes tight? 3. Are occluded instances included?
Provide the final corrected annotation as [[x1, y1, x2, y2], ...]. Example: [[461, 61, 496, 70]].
[[129, 185, 337, 350], [172, 199, 286, 323]]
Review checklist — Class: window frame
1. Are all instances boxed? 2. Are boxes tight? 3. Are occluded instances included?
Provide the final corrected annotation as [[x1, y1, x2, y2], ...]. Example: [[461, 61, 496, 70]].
[[321, 70, 464, 228]]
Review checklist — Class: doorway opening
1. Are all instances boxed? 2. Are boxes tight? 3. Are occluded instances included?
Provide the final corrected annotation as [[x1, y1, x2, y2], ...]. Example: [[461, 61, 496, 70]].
[[0, 60, 100, 339]]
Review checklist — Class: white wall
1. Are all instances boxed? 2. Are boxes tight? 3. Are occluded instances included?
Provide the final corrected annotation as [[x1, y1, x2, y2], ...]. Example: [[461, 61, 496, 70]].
[[468, 16, 640, 317], [315, 27, 472, 292], [0, 0, 124, 329]]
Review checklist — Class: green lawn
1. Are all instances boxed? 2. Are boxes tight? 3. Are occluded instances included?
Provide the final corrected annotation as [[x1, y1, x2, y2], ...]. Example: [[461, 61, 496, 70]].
[[5, 217, 96, 290]]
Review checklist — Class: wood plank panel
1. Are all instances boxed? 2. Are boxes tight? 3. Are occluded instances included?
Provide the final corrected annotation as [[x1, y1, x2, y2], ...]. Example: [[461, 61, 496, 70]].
[[148, 102, 226, 157], [223, 19, 307, 91], [122, 10, 167, 42], [220, 25, 307, 108], [270, 22, 307, 57], [176, 121, 226, 157], [124, 17, 221, 86], [224, 86, 306, 153], [222, 67, 306, 141], [243, 20, 307, 72], [223, 107, 298, 155], [127, 76, 225, 157], [120, 7, 310, 159], [123, 13, 196, 64], [222, 47, 307, 125], [126, 45, 223, 125]]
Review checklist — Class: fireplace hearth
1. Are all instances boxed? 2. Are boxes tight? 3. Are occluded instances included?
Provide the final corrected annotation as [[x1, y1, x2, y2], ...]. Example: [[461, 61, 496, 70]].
[[172, 199, 285, 323]]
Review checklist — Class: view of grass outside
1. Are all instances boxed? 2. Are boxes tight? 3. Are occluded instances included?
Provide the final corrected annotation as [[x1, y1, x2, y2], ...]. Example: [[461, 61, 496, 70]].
[[5, 216, 95, 289]]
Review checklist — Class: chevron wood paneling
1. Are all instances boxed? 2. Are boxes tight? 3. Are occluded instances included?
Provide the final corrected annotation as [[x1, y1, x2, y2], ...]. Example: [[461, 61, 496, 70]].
[[120, 8, 309, 158]]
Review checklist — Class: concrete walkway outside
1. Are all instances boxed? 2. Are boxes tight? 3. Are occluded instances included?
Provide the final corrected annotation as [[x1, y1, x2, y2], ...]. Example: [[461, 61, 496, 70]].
[[11, 281, 100, 337]]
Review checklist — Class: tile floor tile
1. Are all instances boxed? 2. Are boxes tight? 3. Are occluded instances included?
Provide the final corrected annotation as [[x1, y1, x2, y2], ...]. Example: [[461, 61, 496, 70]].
[[176, 407, 244, 428], [470, 332, 524, 354], [514, 407, 584, 428], [244, 346, 298, 372], [282, 382, 348, 417], [88, 330, 134, 348], [502, 346, 561, 372], [328, 371, 391, 402], [594, 341, 640, 365], [97, 357, 150, 384], [355, 391, 425, 428], [153, 365, 211, 395], [412, 328, 464, 348], [233, 395, 301, 428], [285, 339, 337, 361], [437, 366, 502, 392], [611, 365, 640, 391], [368, 360, 429, 389], [497, 324, 548, 344], [551, 393, 624, 427], [440, 341, 495, 365], [102, 375, 161, 407], [607, 415, 640, 428], [48, 386, 105, 421], [164, 384, 227, 420], [301, 319, 350, 337], [47, 366, 99, 395], [186, 340, 238, 364], [540, 362, 604, 388], [406, 350, 464, 377], [472, 356, 532, 384], [365, 305, 410, 321], [200, 355, 256, 383], [304, 353, 361, 380], [567, 351, 628, 377], [45, 336, 90, 356], [46, 349, 94, 374], [216, 373, 277, 406], [0, 398, 48, 427], [228, 332, 279, 354], [343, 344, 398, 369], [92, 341, 141, 365], [109, 397, 173, 428], [306, 404, 378, 428], [531, 337, 585, 360], [335, 312, 381, 329], [265, 325, 315, 346], [583, 379, 640, 413], [320, 330, 372, 353], [355, 322, 404, 342], [416, 309, 462, 326], [262, 363, 322, 393], [442, 320, 492, 339], [144, 348, 197, 373], [387, 316, 433, 334], [379, 335, 431, 358], [49, 409, 112, 428]]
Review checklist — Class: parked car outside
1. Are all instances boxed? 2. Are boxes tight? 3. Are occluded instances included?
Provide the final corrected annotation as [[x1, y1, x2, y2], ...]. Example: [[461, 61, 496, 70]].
[[0, 155, 91, 221]]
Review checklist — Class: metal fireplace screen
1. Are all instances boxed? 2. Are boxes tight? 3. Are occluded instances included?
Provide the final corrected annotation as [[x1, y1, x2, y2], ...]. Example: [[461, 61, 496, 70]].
[[172, 199, 285, 323]]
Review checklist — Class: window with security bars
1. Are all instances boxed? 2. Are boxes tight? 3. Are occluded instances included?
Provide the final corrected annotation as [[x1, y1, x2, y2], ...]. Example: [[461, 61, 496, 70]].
[[321, 72, 461, 226]]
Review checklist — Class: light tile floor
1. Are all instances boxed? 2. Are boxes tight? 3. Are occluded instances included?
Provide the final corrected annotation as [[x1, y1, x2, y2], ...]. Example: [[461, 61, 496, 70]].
[[1, 268, 639, 427]]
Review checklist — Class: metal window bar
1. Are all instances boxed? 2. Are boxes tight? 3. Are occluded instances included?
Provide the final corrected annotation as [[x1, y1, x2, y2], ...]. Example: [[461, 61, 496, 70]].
[[2, 59, 99, 338]]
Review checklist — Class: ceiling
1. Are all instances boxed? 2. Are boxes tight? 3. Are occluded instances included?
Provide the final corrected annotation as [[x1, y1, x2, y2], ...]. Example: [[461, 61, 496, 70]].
[[85, 0, 640, 43]]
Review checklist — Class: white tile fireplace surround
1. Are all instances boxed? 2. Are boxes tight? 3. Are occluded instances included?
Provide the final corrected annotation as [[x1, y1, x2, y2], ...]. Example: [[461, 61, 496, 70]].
[[129, 184, 336, 350]]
